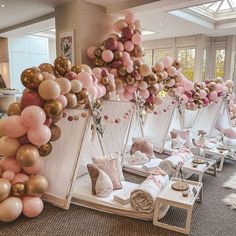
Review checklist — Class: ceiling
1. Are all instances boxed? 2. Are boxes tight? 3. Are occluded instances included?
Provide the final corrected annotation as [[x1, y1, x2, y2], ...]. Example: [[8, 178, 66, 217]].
[[0, 0, 236, 41]]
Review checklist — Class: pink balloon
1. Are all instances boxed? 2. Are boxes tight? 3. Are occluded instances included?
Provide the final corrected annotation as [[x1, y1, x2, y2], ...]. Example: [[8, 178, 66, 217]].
[[88, 85, 98, 99], [126, 65, 133, 73], [65, 71, 76, 81], [132, 33, 142, 45], [113, 23, 120, 33], [102, 50, 114, 62], [182, 78, 194, 92], [5, 115, 28, 138], [215, 83, 223, 93], [199, 90, 207, 99], [1, 157, 21, 173], [154, 62, 164, 72], [162, 56, 173, 68], [117, 42, 124, 51], [209, 91, 218, 101], [124, 41, 134, 52], [138, 81, 148, 90], [21, 106, 46, 128], [96, 85, 103, 98], [125, 12, 136, 24], [22, 197, 44, 218], [27, 125, 51, 146], [42, 72, 55, 80], [180, 94, 189, 104], [122, 51, 130, 60], [126, 86, 137, 93], [124, 91, 135, 100], [75, 72, 93, 89], [12, 173, 29, 184], [2, 170, 15, 181], [139, 89, 150, 99], [167, 66, 177, 77], [86, 46, 96, 59], [57, 95, 67, 108], [162, 71, 168, 80], [92, 67, 102, 79], [23, 157, 44, 175], [203, 97, 209, 106], [176, 86, 185, 96], [147, 94, 155, 103], [123, 59, 133, 67]]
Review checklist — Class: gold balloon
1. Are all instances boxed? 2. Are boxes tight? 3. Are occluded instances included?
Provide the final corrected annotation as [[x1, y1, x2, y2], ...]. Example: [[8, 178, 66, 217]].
[[0, 166, 2, 176], [0, 178, 11, 202], [54, 56, 72, 76], [16, 144, 40, 167], [194, 92, 200, 99], [11, 183, 25, 197], [114, 50, 123, 60], [7, 102, 22, 116], [103, 92, 112, 100], [216, 77, 223, 84], [125, 75, 135, 85], [168, 88, 176, 97], [118, 66, 127, 77], [71, 65, 85, 74], [21, 68, 44, 89], [133, 45, 145, 58], [105, 82, 116, 92], [115, 78, 124, 89], [101, 76, 109, 85], [139, 64, 151, 77], [133, 60, 141, 68], [52, 113, 63, 123], [65, 93, 78, 108], [77, 90, 89, 105], [145, 73, 157, 85], [94, 48, 103, 57], [156, 72, 164, 83], [25, 175, 48, 196], [49, 124, 61, 142], [39, 63, 56, 75], [94, 99, 102, 108], [43, 100, 63, 118], [145, 102, 154, 112], [94, 58, 104, 67], [38, 142, 52, 157], [0, 136, 21, 157], [148, 85, 158, 95], [205, 88, 210, 94]]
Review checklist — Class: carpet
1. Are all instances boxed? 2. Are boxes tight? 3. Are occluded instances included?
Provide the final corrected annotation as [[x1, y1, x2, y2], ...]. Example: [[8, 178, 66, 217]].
[[1, 159, 236, 236], [223, 172, 236, 189]]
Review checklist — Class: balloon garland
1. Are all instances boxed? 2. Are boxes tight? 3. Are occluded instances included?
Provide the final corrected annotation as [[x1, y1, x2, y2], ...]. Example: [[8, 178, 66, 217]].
[[0, 56, 117, 222]]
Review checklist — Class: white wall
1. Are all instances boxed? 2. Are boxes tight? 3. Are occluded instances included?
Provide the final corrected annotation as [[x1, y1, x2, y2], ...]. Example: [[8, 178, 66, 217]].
[[8, 36, 49, 90], [48, 38, 56, 64]]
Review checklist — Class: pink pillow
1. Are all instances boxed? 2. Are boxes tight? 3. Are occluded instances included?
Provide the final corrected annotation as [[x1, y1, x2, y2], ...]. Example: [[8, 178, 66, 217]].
[[171, 129, 189, 140], [222, 128, 236, 139], [130, 138, 154, 158]]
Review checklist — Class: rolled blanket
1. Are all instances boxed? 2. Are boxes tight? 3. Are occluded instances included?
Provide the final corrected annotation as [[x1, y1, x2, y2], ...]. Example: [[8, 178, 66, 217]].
[[130, 174, 169, 213], [159, 151, 192, 176]]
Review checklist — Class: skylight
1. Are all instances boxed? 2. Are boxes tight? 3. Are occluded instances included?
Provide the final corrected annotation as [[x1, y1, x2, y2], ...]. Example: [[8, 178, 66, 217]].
[[188, 0, 236, 21]]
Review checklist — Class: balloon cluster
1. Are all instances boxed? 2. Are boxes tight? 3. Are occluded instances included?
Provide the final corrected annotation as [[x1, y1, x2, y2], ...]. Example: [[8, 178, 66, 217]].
[[87, 12, 164, 111], [229, 104, 236, 126], [154, 57, 235, 111], [0, 56, 116, 222]]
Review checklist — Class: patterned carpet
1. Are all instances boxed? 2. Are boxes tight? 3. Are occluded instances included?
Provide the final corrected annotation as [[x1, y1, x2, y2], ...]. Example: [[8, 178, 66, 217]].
[[1, 159, 236, 236]]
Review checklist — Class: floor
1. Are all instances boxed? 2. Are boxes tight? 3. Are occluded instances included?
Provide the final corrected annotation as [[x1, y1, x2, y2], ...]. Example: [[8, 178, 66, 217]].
[[1, 159, 236, 236]]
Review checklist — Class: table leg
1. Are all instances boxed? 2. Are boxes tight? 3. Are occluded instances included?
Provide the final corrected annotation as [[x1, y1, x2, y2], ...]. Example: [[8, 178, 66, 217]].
[[217, 155, 225, 172], [153, 200, 161, 225], [198, 173, 203, 182], [185, 207, 193, 235]]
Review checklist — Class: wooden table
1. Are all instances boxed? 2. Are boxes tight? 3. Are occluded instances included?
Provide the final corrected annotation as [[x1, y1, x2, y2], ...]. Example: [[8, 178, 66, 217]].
[[153, 178, 202, 235]]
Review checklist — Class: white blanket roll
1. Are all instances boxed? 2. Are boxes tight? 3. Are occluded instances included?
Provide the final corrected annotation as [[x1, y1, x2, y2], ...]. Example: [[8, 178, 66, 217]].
[[159, 151, 192, 176], [130, 174, 169, 213]]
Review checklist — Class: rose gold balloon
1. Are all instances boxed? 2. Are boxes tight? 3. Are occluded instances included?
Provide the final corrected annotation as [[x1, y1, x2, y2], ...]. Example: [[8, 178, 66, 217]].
[[145, 73, 157, 85], [11, 183, 25, 197], [38, 80, 61, 100], [16, 144, 40, 167], [25, 175, 48, 196], [139, 64, 151, 77], [38, 142, 52, 156], [0, 178, 11, 202], [71, 65, 85, 74], [49, 124, 61, 142], [103, 92, 112, 100], [7, 102, 22, 116], [43, 100, 63, 118], [51, 113, 63, 123], [39, 63, 56, 75], [0, 119, 6, 137], [133, 45, 145, 58], [105, 82, 116, 92], [148, 85, 158, 95], [56, 77, 71, 95], [0, 197, 23, 222], [21, 68, 44, 89], [65, 93, 78, 108], [0, 136, 21, 157], [54, 56, 71, 76]]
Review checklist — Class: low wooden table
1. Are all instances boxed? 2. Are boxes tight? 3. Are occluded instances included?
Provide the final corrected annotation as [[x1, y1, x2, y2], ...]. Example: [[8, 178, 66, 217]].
[[153, 178, 202, 235], [203, 148, 229, 172], [183, 157, 217, 182]]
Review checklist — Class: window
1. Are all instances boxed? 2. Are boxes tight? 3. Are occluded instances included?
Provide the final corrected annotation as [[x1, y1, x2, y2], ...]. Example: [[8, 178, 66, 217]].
[[177, 48, 196, 81], [144, 49, 153, 67], [202, 49, 207, 80], [153, 48, 173, 64], [215, 49, 225, 78]]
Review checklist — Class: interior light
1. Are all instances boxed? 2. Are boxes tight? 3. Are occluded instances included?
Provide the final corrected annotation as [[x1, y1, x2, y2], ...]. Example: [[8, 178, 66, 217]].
[[0, 4, 5, 8], [142, 30, 156, 35]]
